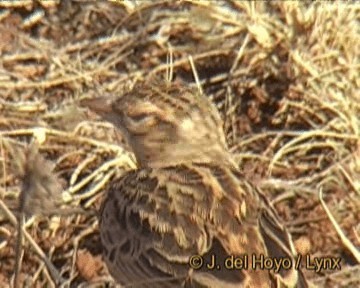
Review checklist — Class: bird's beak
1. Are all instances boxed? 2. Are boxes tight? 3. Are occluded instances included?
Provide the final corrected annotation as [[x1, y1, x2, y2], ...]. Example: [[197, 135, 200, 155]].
[[80, 97, 124, 128], [80, 97, 113, 116]]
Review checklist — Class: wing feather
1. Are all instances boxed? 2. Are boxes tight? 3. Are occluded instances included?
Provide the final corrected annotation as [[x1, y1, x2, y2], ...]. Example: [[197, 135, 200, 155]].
[[100, 164, 306, 287]]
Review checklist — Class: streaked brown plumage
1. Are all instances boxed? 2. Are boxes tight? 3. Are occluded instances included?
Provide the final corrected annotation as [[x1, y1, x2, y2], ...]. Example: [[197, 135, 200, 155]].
[[82, 80, 308, 288]]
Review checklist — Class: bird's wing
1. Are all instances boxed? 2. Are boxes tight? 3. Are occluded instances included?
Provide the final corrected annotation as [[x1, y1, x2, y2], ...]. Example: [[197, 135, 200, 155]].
[[100, 163, 305, 287]]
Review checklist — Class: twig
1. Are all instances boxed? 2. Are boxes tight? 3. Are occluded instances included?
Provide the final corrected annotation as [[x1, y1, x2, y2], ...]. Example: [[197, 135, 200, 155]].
[[0, 199, 65, 286], [319, 187, 360, 263], [14, 212, 24, 288]]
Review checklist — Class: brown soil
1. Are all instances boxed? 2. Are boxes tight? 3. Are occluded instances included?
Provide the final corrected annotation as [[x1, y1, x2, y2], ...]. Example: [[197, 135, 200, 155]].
[[0, 1, 359, 287]]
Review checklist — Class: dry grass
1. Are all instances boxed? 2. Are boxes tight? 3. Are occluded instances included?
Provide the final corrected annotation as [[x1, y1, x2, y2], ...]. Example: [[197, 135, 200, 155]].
[[0, 1, 359, 287]]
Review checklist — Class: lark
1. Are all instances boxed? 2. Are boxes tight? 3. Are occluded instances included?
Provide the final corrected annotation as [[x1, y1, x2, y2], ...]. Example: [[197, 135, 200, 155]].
[[82, 80, 308, 288]]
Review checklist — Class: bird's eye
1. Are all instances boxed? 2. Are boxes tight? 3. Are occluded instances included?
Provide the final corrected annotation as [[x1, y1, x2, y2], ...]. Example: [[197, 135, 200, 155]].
[[124, 113, 157, 130], [129, 113, 150, 122]]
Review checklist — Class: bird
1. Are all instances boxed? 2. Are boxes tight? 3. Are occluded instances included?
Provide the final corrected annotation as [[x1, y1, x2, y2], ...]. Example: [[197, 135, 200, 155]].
[[81, 80, 308, 288]]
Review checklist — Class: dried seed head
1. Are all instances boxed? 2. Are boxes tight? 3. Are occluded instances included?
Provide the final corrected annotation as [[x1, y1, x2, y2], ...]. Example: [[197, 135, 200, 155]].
[[11, 142, 63, 216]]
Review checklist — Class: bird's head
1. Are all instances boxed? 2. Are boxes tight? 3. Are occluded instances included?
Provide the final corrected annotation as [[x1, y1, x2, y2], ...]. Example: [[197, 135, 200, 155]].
[[82, 81, 234, 168]]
